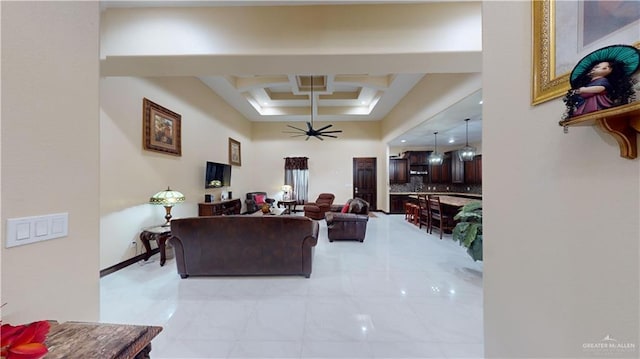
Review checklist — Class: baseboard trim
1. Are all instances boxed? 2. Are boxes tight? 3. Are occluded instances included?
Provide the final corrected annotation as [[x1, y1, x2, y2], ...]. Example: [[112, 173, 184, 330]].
[[100, 249, 159, 277]]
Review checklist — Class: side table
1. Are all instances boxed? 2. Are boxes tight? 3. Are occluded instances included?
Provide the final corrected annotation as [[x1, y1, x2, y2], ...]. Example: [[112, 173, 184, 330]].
[[277, 199, 297, 214], [140, 225, 171, 266]]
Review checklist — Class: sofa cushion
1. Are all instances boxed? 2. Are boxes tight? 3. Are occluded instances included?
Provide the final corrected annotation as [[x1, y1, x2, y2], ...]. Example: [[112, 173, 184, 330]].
[[341, 203, 350, 213], [254, 194, 266, 204]]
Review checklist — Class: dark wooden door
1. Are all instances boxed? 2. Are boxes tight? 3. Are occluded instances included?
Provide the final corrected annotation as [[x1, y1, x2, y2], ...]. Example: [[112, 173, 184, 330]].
[[353, 157, 377, 210]]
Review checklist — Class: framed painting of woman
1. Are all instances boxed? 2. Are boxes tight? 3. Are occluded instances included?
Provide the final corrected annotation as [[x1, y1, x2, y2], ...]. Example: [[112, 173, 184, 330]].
[[532, 0, 640, 105]]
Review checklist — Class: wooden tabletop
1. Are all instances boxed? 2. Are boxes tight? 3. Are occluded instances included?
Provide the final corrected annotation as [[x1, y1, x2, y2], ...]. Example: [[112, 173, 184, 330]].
[[45, 321, 162, 359]]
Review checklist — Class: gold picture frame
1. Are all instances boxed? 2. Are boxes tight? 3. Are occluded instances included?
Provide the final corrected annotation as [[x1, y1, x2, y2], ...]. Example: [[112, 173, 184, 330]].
[[228, 137, 241, 166], [532, 0, 640, 105], [143, 98, 182, 156]]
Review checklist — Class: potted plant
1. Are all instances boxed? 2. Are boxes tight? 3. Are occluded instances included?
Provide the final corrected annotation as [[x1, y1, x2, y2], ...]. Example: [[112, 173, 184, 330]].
[[452, 201, 482, 261]]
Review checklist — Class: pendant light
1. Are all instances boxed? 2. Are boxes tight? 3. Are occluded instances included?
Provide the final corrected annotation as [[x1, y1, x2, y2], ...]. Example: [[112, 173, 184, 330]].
[[458, 118, 477, 162], [428, 132, 444, 165]]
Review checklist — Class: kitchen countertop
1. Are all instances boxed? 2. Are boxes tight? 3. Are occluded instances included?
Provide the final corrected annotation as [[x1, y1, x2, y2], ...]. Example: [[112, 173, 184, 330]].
[[408, 194, 480, 207], [390, 192, 483, 198]]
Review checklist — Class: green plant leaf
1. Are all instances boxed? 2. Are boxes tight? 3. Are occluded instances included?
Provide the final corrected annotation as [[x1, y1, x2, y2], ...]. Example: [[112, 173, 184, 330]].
[[462, 223, 479, 247]]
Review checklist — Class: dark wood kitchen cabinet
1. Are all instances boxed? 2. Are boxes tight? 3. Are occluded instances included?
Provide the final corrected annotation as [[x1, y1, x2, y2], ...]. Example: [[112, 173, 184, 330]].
[[464, 155, 482, 184], [429, 153, 451, 183], [406, 151, 429, 166], [389, 158, 409, 184], [450, 150, 465, 184], [390, 194, 412, 214]]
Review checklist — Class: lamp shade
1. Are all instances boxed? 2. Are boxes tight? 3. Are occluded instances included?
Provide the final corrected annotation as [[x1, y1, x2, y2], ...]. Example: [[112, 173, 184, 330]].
[[149, 187, 185, 206], [281, 185, 292, 192], [458, 145, 477, 161], [458, 118, 477, 162], [428, 132, 444, 165], [150, 187, 185, 226], [428, 152, 444, 165]]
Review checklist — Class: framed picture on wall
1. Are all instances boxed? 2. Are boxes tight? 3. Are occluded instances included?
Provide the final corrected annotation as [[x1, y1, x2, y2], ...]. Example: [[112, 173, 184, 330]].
[[142, 98, 182, 156], [532, 0, 640, 105], [229, 137, 241, 166]]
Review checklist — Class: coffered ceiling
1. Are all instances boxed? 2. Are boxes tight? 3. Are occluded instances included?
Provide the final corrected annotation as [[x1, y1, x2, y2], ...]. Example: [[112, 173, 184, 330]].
[[199, 73, 424, 123], [200, 73, 482, 149]]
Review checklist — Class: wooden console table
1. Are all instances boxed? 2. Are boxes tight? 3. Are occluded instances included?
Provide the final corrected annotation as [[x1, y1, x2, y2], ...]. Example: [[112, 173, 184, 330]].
[[45, 321, 162, 359], [198, 198, 241, 216]]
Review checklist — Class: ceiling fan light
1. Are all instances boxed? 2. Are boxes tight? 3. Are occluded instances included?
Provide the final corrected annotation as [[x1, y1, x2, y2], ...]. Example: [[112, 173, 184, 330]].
[[458, 145, 477, 161]]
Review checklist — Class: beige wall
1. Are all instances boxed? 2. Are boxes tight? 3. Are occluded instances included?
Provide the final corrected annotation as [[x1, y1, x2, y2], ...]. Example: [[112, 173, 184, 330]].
[[100, 76, 253, 268], [1, 2, 100, 323], [483, 2, 639, 358]]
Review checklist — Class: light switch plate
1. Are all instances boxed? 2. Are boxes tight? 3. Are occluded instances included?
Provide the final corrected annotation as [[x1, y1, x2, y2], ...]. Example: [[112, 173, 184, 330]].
[[6, 213, 68, 248]]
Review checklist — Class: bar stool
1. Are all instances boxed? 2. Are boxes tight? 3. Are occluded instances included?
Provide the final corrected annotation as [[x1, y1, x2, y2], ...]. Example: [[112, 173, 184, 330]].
[[405, 202, 419, 225]]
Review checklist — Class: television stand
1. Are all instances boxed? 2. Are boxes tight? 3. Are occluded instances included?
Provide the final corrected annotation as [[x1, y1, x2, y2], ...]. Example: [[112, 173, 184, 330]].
[[198, 198, 241, 216]]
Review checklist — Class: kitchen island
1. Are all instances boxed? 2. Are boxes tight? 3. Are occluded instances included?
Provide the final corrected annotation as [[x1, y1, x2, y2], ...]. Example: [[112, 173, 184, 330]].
[[389, 192, 482, 214]]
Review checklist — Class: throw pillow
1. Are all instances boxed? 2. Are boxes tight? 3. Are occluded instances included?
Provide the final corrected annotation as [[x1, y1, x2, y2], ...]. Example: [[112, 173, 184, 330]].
[[341, 203, 350, 213], [254, 194, 266, 204], [349, 199, 363, 214]]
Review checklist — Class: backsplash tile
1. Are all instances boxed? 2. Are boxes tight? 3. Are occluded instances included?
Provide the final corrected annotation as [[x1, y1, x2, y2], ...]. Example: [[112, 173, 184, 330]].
[[390, 176, 482, 194]]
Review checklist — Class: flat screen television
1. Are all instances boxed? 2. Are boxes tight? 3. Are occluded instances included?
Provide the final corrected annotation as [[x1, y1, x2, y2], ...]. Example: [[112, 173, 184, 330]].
[[205, 161, 231, 188]]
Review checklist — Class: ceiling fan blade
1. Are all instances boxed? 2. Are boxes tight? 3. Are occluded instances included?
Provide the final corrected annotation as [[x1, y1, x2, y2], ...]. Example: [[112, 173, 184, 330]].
[[319, 130, 343, 134], [314, 135, 324, 141], [315, 124, 333, 132], [283, 130, 306, 134], [286, 124, 307, 132], [320, 134, 338, 138], [305, 136, 311, 141], [306, 122, 313, 131]]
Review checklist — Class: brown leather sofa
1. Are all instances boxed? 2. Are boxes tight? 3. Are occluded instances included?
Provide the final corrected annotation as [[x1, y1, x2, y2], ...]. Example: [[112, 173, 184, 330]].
[[325, 198, 370, 242], [170, 215, 319, 278], [303, 193, 335, 219]]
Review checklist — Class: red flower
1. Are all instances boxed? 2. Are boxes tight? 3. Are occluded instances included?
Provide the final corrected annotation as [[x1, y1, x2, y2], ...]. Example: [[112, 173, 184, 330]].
[[1, 321, 49, 359]]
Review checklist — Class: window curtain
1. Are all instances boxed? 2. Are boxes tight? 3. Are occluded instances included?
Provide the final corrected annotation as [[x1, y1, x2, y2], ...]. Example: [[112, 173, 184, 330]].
[[284, 157, 309, 205]]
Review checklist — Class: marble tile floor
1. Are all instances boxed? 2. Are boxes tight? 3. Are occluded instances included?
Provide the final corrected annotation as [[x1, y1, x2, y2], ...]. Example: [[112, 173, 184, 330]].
[[100, 213, 484, 359]]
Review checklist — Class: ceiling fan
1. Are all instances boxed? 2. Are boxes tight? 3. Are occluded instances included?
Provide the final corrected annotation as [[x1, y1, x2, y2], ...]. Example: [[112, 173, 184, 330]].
[[284, 75, 342, 141]]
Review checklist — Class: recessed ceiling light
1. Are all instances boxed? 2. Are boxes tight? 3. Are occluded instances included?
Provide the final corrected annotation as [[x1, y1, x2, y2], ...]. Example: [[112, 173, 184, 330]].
[[479, 100, 483, 105], [448, 138, 455, 143], [400, 139, 406, 143]]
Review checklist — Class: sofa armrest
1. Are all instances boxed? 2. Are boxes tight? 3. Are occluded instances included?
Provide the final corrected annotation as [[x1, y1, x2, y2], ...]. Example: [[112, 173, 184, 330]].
[[169, 236, 188, 278], [304, 220, 320, 247]]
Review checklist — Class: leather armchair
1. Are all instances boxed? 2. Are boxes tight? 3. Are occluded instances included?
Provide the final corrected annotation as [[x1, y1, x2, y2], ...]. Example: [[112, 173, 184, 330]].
[[303, 193, 335, 220], [325, 198, 370, 242], [245, 192, 275, 213]]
